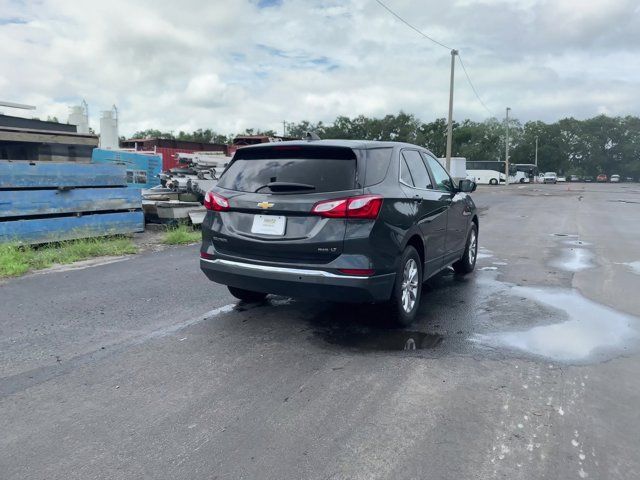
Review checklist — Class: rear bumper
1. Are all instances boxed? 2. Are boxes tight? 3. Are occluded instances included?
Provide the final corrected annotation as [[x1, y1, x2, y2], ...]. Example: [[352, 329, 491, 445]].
[[200, 257, 395, 303]]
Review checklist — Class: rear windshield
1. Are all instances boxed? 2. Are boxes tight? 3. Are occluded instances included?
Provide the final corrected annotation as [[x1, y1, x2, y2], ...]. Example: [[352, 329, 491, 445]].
[[217, 146, 357, 193]]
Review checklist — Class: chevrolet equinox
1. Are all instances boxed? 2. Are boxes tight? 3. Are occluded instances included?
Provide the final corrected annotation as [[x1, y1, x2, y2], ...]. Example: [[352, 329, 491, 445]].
[[200, 140, 478, 325]]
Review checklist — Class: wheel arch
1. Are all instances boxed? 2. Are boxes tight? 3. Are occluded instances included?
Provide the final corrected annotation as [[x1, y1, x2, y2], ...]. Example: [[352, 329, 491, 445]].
[[403, 233, 426, 271]]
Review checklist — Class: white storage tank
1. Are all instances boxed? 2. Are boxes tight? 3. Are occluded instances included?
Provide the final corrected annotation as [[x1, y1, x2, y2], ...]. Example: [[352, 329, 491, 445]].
[[99, 105, 118, 150], [68, 100, 89, 133]]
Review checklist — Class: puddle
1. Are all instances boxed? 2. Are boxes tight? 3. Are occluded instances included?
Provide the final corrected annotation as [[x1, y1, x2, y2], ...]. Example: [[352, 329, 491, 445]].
[[477, 248, 493, 260], [480, 266, 498, 271], [550, 248, 594, 272], [551, 233, 578, 237], [473, 286, 639, 363], [323, 329, 443, 351], [621, 261, 640, 275], [492, 261, 508, 266], [309, 267, 637, 363]]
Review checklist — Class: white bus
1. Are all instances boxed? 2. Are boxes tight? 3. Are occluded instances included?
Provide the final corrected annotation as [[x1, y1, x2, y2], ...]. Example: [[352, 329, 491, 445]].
[[466, 161, 535, 184], [466, 161, 507, 185], [513, 164, 539, 183]]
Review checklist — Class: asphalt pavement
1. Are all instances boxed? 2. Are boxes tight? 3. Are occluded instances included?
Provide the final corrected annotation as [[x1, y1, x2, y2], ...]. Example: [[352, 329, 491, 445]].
[[2, 183, 640, 479]]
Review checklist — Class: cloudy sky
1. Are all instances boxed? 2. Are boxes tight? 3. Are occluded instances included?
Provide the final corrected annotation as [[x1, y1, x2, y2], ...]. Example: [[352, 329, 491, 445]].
[[1, 0, 639, 136]]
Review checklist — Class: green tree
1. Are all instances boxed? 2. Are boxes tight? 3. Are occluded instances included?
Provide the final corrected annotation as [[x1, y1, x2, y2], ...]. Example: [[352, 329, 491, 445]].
[[131, 129, 175, 139], [131, 113, 640, 178]]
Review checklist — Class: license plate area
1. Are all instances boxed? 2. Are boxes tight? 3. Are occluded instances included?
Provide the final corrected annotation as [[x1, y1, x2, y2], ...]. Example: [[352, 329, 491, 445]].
[[250, 215, 286, 236]]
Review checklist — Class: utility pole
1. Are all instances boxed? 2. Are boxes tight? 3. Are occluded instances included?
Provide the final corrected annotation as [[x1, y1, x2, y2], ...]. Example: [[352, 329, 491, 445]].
[[282, 120, 287, 137], [534, 136, 538, 167], [505, 107, 511, 186], [445, 49, 458, 173]]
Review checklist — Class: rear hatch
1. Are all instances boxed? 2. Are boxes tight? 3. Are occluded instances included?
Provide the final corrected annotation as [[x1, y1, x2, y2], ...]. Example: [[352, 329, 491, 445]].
[[209, 144, 362, 264]]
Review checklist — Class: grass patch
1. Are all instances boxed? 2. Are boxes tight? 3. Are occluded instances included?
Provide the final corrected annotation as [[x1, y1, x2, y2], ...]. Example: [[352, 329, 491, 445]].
[[162, 224, 201, 245], [0, 236, 138, 278]]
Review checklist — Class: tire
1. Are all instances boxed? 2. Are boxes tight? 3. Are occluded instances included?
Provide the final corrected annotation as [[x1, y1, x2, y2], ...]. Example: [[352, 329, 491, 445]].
[[453, 223, 478, 275], [519, 178, 525, 184], [389, 246, 422, 327], [489, 178, 498, 185], [227, 286, 267, 302]]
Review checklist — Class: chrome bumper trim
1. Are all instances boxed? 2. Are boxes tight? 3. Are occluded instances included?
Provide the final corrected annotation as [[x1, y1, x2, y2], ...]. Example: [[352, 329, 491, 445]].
[[200, 257, 371, 280]]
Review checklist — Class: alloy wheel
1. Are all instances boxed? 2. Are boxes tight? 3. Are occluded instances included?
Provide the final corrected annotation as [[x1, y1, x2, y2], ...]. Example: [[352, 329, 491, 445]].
[[401, 258, 419, 313], [468, 230, 477, 264]]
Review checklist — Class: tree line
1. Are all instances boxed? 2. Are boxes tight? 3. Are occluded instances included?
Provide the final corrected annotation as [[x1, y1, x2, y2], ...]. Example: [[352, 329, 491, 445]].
[[131, 113, 640, 178]]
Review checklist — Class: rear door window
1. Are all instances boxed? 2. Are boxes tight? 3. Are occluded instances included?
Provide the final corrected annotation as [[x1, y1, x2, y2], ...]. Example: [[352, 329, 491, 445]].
[[402, 150, 432, 189], [218, 147, 356, 193]]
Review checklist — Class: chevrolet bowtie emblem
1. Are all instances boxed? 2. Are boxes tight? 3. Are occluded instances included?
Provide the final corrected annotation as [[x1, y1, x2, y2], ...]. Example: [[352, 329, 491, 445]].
[[257, 201, 274, 209]]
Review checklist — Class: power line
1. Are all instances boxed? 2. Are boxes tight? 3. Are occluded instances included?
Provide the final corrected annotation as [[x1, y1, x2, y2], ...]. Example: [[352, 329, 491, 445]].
[[458, 55, 495, 118], [373, 0, 452, 51], [373, 0, 495, 118]]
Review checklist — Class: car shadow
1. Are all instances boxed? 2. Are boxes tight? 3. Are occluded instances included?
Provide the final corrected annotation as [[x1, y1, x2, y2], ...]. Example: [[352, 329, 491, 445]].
[[210, 269, 486, 355]]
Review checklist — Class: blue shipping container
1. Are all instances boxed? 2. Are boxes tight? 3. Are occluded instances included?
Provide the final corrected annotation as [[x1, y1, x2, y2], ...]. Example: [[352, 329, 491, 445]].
[[92, 149, 161, 189]]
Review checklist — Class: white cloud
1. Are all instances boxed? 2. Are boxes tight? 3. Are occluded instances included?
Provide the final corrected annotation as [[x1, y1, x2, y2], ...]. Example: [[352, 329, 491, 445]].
[[0, 0, 639, 136]]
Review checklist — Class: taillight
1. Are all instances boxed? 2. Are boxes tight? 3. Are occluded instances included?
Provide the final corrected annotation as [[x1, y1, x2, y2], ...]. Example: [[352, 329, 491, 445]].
[[204, 191, 230, 211], [311, 198, 348, 218], [346, 195, 383, 218], [311, 195, 383, 219]]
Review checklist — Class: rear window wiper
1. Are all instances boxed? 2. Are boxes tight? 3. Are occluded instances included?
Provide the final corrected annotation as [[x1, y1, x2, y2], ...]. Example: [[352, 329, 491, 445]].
[[254, 182, 316, 193]]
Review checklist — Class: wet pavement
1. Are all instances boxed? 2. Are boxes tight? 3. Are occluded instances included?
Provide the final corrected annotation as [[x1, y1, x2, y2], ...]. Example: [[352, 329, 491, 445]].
[[2, 183, 640, 479]]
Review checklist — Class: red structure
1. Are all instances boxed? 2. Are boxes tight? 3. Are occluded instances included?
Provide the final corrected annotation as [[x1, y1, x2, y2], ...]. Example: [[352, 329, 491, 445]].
[[119, 138, 228, 170], [120, 135, 299, 170], [227, 135, 298, 157]]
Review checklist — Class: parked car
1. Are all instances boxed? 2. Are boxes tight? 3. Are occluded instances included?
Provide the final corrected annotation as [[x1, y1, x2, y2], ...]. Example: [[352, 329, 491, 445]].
[[557, 175, 567, 182], [200, 140, 479, 325], [597, 174, 608, 182], [610, 174, 620, 183], [543, 172, 558, 184], [625, 176, 635, 182], [569, 174, 581, 182], [584, 176, 594, 183]]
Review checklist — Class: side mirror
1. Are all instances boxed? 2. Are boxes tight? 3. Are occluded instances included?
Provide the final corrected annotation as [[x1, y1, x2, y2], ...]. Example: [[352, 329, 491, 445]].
[[458, 179, 476, 193]]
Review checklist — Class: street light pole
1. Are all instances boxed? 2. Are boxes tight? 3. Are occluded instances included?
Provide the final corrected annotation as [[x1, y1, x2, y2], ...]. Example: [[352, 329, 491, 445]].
[[445, 49, 458, 172], [505, 107, 511, 186], [535, 136, 538, 167]]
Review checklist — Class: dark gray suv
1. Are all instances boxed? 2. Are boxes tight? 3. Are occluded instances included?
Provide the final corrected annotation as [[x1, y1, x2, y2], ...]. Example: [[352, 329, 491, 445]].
[[200, 140, 478, 325]]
